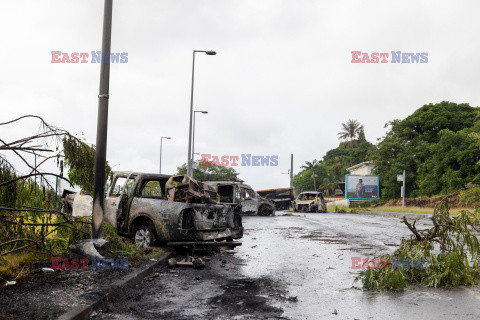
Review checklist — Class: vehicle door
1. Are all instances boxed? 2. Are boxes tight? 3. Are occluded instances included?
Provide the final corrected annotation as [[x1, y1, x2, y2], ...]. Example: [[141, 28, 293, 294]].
[[317, 193, 327, 212], [104, 174, 136, 230], [128, 179, 174, 240], [240, 187, 259, 213]]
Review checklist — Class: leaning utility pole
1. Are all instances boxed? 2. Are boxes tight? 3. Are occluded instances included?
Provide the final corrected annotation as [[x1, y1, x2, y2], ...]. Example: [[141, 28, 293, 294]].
[[92, 0, 113, 239], [290, 154, 293, 188]]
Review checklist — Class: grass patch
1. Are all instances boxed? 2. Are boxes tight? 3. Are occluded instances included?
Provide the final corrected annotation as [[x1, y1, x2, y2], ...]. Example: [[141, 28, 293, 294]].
[[67, 217, 165, 259], [1, 218, 164, 282], [360, 206, 473, 215], [0, 252, 49, 280], [326, 203, 359, 214]]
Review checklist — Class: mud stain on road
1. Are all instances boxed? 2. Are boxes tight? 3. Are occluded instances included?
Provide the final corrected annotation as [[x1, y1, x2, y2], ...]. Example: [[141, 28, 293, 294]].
[[208, 278, 285, 318]]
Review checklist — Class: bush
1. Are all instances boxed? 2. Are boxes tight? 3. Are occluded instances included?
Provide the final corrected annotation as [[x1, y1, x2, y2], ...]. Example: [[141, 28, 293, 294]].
[[355, 191, 480, 291]]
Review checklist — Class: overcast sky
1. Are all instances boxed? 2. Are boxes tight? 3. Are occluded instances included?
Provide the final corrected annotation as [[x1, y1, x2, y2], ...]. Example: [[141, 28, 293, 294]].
[[1, 0, 479, 190]]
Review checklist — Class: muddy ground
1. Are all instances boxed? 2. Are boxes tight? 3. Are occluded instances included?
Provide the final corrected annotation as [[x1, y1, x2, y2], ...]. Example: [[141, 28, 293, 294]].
[[0, 258, 148, 320], [91, 251, 290, 320]]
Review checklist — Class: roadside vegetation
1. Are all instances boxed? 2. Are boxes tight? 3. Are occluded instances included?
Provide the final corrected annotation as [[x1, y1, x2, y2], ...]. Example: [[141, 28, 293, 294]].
[[295, 102, 480, 290], [0, 117, 161, 282], [294, 101, 480, 200], [355, 186, 480, 290]]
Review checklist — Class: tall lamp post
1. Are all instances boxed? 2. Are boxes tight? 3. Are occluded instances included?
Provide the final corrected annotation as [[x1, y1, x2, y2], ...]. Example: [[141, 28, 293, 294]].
[[159, 137, 171, 174], [191, 110, 208, 168], [92, 0, 113, 239], [187, 50, 216, 177]]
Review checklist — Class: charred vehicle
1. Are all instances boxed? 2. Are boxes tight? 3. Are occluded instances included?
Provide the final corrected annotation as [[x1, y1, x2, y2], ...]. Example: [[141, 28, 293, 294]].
[[67, 172, 243, 247], [203, 180, 276, 216], [256, 187, 294, 211], [293, 191, 327, 213]]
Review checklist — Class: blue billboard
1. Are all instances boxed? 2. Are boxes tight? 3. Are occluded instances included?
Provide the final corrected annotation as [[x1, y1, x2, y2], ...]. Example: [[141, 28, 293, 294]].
[[345, 174, 379, 200]]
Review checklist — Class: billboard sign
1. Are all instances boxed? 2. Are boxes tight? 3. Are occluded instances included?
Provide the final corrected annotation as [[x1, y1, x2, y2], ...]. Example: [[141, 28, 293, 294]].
[[345, 174, 379, 200]]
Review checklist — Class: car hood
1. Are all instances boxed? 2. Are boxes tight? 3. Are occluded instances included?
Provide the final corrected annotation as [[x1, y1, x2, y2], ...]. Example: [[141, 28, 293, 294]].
[[295, 200, 315, 205]]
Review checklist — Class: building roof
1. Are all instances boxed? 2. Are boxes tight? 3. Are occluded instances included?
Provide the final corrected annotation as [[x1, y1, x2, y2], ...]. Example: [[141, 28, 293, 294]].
[[346, 161, 374, 172]]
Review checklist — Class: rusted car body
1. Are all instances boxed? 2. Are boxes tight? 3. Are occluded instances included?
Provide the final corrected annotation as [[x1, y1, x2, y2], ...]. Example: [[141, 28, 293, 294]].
[[293, 191, 327, 213], [203, 180, 276, 216], [68, 172, 243, 247], [256, 187, 294, 211]]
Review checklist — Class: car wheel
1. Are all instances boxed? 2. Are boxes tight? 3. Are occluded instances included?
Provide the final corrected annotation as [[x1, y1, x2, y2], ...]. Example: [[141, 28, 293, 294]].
[[259, 205, 273, 216], [134, 220, 157, 248]]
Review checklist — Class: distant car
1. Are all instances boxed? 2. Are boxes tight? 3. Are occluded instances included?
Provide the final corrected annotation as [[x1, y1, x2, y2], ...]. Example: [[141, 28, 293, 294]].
[[204, 180, 276, 216], [293, 191, 327, 213]]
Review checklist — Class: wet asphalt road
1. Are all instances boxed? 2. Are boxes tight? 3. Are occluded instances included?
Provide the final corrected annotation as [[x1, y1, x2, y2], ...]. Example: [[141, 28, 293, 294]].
[[93, 212, 480, 320]]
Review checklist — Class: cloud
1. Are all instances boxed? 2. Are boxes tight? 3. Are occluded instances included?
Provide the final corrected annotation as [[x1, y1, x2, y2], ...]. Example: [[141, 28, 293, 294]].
[[1, 0, 479, 190]]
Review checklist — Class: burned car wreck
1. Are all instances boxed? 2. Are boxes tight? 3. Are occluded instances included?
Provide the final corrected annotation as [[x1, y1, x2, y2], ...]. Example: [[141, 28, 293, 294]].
[[256, 187, 295, 211], [66, 172, 243, 247], [293, 191, 327, 213], [203, 180, 276, 216]]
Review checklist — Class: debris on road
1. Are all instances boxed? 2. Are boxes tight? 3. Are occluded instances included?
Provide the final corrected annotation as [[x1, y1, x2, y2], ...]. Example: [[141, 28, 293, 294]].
[[168, 255, 206, 269], [68, 238, 109, 258]]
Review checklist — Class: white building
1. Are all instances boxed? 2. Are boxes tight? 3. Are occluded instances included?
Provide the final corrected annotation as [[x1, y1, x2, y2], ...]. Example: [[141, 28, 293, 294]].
[[346, 161, 375, 175]]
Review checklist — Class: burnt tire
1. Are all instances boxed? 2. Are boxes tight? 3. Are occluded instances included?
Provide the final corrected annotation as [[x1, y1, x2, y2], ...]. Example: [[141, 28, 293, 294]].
[[134, 220, 157, 248], [258, 205, 273, 216]]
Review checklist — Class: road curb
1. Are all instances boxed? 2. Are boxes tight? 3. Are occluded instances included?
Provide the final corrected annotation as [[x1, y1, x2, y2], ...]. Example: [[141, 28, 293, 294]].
[[357, 210, 432, 220], [56, 251, 172, 320]]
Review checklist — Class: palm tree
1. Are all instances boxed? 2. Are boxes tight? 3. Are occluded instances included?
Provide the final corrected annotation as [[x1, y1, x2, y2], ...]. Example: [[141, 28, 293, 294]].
[[357, 125, 366, 141], [301, 159, 319, 170], [338, 120, 363, 148]]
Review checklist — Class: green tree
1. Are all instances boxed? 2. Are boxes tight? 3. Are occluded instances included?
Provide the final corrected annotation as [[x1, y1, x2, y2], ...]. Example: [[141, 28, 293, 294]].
[[63, 136, 111, 195], [338, 120, 363, 148], [372, 101, 479, 198], [301, 160, 319, 170], [293, 139, 375, 194], [417, 128, 480, 195], [176, 160, 240, 181]]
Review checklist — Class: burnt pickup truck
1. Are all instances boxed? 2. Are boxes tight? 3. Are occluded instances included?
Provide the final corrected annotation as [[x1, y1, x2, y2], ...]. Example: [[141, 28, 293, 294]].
[[67, 172, 243, 247], [203, 180, 276, 216]]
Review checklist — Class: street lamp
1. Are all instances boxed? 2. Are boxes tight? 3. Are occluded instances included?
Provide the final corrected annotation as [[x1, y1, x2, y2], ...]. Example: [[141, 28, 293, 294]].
[[187, 50, 217, 177], [159, 137, 171, 174], [92, 0, 113, 239], [192, 110, 208, 167]]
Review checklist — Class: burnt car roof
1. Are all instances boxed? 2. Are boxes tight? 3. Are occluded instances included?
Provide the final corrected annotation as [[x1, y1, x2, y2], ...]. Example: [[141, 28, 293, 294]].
[[299, 191, 323, 195], [203, 180, 255, 190], [112, 171, 172, 180]]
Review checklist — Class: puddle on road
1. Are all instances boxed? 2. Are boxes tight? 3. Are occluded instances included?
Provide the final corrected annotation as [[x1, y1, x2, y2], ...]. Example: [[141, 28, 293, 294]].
[[401, 291, 454, 301]]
